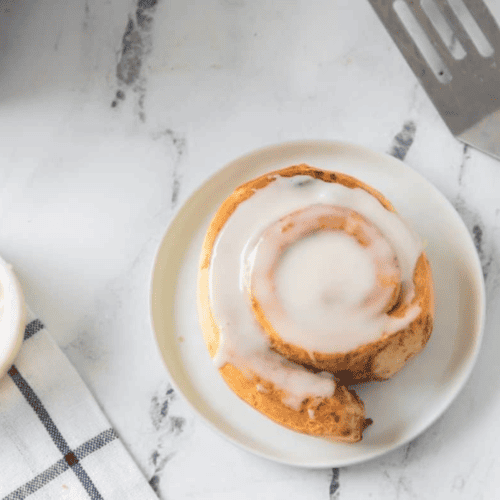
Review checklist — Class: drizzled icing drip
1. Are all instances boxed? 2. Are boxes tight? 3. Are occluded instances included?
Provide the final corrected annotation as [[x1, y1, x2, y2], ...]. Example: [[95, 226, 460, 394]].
[[209, 174, 422, 409]]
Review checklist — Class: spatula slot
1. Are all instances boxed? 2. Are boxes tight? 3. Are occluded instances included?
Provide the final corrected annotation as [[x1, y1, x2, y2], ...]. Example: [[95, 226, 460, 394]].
[[393, 0, 453, 83], [421, 0, 467, 60], [447, 0, 495, 57]]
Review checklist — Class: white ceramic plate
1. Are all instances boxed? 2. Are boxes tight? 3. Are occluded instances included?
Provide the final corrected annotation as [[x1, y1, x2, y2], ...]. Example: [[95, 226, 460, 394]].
[[150, 140, 485, 468], [0, 256, 26, 380]]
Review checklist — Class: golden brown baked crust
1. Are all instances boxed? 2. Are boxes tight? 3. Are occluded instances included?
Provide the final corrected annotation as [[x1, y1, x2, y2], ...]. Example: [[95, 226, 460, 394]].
[[197, 164, 434, 441]]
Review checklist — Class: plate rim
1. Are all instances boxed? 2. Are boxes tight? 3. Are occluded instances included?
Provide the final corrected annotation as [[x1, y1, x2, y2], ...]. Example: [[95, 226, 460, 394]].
[[0, 256, 26, 381], [149, 139, 486, 468]]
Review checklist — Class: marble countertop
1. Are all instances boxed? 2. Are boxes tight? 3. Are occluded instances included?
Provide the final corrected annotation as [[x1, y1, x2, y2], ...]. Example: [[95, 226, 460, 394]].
[[1, 0, 500, 498]]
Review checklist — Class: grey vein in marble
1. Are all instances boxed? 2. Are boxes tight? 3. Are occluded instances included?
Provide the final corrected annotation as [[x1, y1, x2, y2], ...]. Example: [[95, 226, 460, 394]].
[[458, 144, 471, 187], [117, 18, 143, 86], [111, 89, 126, 108], [329, 468, 340, 500], [453, 144, 496, 281], [136, 0, 159, 30], [453, 196, 494, 280], [148, 383, 189, 497], [152, 129, 187, 207], [114, 0, 159, 120], [403, 437, 418, 463], [388, 121, 417, 160]]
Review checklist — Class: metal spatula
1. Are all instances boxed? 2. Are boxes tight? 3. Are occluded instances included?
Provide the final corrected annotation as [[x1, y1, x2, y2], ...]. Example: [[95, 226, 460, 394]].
[[368, 0, 500, 160]]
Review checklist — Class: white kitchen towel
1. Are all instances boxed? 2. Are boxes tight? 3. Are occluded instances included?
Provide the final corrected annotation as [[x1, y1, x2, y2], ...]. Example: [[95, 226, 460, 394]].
[[0, 309, 158, 500]]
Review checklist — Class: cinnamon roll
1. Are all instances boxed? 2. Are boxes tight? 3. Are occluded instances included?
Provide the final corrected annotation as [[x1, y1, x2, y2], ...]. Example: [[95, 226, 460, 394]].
[[197, 164, 434, 441]]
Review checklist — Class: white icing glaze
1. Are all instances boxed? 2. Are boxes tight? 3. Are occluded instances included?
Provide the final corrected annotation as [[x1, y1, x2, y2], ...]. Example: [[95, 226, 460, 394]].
[[249, 204, 405, 352], [209, 173, 422, 408], [278, 232, 377, 324]]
